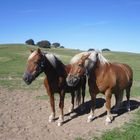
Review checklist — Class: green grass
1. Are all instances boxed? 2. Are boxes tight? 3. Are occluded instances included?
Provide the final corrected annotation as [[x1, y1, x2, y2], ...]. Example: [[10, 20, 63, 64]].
[[0, 44, 79, 90], [92, 109, 140, 140], [0, 44, 140, 140], [0, 44, 140, 97]]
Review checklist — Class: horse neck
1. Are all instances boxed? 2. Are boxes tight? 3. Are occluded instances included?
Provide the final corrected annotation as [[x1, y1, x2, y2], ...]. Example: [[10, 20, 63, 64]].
[[95, 60, 110, 76], [43, 57, 67, 79]]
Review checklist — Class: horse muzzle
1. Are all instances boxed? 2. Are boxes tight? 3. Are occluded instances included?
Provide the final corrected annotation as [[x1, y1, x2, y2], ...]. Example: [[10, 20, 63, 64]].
[[66, 75, 80, 87], [23, 71, 35, 85]]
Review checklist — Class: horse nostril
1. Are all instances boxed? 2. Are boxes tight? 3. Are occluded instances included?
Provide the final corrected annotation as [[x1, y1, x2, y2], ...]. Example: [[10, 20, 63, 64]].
[[23, 75, 28, 82], [73, 77, 77, 82], [25, 77, 28, 82]]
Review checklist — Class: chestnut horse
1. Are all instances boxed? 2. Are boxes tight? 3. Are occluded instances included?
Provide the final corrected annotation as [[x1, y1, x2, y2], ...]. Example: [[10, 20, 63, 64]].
[[23, 48, 86, 126], [66, 51, 133, 124]]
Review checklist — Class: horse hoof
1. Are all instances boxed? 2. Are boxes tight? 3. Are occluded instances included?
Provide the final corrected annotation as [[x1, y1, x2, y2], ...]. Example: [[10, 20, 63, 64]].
[[127, 108, 131, 112], [68, 109, 73, 113], [68, 107, 74, 113], [87, 119, 92, 123], [127, 106, 131, 112], [87, 115, 95, 123], [105, 117, 112, 124], [49, 115, 55, 123], [105, 121, 111, 125], [69, 114, 72, 120], [57, 122, 63, 126], [49, 119, 55, 123]]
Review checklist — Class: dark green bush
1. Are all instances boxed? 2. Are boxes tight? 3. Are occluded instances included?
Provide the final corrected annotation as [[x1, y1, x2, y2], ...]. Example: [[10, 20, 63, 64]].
[[37, 40, 51, 48], [52, 43, 60, 48], [25, 39, 35, 45], [102, 48, 111, 51]]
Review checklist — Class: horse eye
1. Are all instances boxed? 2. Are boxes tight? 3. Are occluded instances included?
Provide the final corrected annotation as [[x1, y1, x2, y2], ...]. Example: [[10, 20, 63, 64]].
[[34, 61, 38, 65], [78, 64, 82, 67]]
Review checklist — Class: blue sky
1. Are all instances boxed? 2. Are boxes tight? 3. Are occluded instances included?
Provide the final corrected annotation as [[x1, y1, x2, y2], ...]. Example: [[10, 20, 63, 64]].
[[0, 0, 140, 53]]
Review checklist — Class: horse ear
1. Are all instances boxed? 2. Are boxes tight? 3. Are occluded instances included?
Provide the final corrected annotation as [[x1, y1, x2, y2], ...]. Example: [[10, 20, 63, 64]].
[[37, 48, 42, 54], [30, 49, 34, 53]]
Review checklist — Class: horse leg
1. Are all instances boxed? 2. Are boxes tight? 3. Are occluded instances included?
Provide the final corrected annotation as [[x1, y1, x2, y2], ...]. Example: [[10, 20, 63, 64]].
[[126, 87, 131, 111], [105, 89, 112, 124], [48, 95, 55, 122], [82, 76, 86, 104], [68, 92, 75, 113], [44, 78, 55, 123], [113, 91, 123, 112], [58, 91, 65, 126], [80, 84, 86, 111], [87, 92, 96, 123], [112, 93, 119, 112]]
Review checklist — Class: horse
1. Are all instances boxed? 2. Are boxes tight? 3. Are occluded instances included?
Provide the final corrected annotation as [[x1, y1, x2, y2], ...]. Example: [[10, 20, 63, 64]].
[[23, 48, 86, 126], [66, 51, 133, 124]]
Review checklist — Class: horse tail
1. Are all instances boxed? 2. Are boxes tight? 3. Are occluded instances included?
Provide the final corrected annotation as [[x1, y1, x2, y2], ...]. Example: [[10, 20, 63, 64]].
[[125, 65, 133, 111], [75, 75, 86, 106], [126, 73, 133, 102], [75, 89, 81, 106]]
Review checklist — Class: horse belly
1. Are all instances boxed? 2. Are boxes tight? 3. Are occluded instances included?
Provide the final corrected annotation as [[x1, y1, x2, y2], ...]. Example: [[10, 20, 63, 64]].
[[96, 81, 109, 93]]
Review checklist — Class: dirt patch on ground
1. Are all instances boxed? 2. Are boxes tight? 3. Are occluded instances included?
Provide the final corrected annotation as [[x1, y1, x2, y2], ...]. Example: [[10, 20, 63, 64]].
[[0, 87, 140, 140]]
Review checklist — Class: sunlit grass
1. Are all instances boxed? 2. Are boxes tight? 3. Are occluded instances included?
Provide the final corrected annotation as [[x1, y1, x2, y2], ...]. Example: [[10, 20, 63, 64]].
[[0, 44, 140, 97], [0, 44, 140, 140], [92, 109, 140, 140]]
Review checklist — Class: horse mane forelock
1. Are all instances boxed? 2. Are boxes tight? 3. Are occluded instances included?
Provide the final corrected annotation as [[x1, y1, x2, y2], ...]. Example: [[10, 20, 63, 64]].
[[70, 52, 90, 64], [28, 51, 38, 60]]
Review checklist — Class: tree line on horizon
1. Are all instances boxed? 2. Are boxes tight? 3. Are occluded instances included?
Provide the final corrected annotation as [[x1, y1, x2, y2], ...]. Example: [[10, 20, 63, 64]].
[[25, 39, 111, 52], [25, 39, 64, 49]]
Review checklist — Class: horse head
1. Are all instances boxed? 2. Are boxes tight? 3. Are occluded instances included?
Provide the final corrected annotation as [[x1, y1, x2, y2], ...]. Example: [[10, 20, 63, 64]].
[[66, 53, 90, 87], [66, 51, 108, 87], [23, 48, 45, 85]]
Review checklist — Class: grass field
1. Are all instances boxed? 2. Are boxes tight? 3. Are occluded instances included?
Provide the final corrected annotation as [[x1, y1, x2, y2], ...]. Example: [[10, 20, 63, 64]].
[[0, 44, 140, 96], [0, 44, 140, 140], [92, 109, 140, 140]]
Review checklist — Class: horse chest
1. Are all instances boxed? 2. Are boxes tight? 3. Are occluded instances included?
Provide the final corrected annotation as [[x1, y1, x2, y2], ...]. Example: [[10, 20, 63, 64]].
[[45, 76, 62, 92]]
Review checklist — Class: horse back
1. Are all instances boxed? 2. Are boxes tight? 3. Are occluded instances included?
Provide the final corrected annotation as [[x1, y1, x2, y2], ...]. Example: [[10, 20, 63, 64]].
[[94, 62, 133, 93], [111, 63, 133, 89]]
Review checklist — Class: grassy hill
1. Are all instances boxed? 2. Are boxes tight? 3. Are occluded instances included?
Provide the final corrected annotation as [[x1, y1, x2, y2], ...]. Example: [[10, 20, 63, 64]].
[[0, 44, 140, 96], [0, 44, 140, 140]]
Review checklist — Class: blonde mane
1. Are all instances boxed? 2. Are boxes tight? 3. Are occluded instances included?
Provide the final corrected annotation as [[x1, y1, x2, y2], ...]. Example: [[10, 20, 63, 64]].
[[45, 53, 57, 68], [70, 50, 109, 65], [97, 52, 109, 64]]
